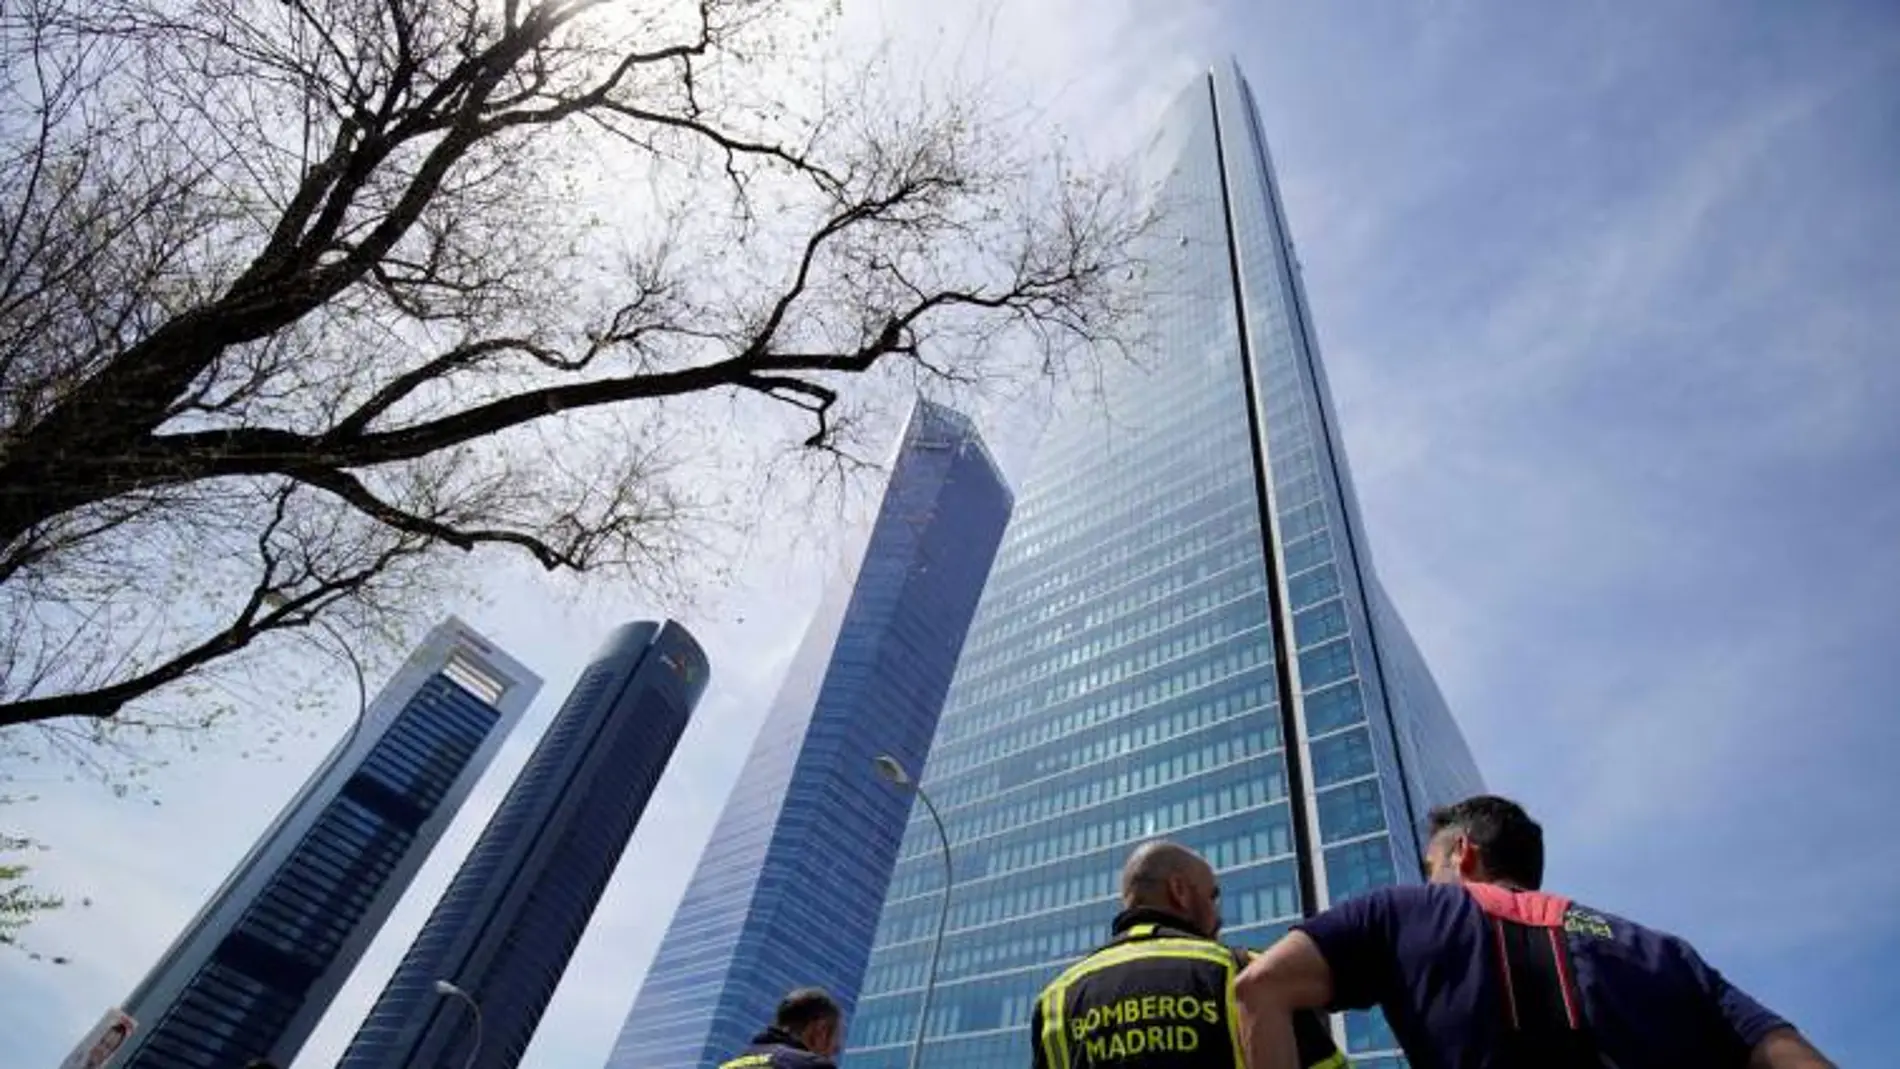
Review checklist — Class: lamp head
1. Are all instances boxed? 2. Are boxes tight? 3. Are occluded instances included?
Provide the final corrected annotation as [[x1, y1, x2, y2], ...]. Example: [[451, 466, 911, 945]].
[[873, 754, 911, 786]]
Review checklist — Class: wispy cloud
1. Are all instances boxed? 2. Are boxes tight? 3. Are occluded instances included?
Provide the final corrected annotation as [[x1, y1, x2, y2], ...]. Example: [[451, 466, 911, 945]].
[[6, 2, 1895, 1068], [1257, 1, 1899, 1055]]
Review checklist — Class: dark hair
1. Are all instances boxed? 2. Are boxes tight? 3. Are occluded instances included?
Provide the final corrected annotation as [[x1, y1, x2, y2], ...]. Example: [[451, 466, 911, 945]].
[[1428, 795, 1545, 889], [775, 987, 841, 1031], [243, 1061, 280, 1069]]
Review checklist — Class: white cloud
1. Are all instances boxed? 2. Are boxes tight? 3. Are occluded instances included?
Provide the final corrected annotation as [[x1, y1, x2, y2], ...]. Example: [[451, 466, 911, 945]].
[[1289, 4, 1900, 1000], [1, 7, 1217, 1064], [13, 3, 1895, 1067]]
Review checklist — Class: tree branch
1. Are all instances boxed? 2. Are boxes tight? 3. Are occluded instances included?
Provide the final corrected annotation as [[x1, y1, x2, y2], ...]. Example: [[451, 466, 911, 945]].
[[295, 464, 581, 569]]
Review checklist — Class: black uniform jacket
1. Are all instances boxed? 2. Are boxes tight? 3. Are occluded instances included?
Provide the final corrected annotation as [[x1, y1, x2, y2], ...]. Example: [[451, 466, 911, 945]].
[[1031, 907, 1346, 1069], [718, 1027, 837, 1069]]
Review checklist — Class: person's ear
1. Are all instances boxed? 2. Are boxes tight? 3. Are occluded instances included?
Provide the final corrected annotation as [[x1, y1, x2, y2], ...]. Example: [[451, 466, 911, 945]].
[[1165, 872, 1192, 910], [1456, 834, 1483, 879]]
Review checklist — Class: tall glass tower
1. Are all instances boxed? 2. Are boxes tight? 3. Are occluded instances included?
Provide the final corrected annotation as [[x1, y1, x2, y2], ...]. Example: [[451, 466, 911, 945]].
[[604, 401, 1013, 1069], [338, 620, 709, 1069], [845, 61, 1482, 1069], [112, 619, 540, 1069]]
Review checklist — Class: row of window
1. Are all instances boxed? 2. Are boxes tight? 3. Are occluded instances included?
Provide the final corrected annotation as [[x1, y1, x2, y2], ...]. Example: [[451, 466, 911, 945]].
[[936, 602, 1271, 749], [994, 421, 1254, 572], [960, 504, 1260, 678], [873, 820, 1298, 995], [919, 675, 1276, 814], [896, 717, 1283, 894], [1004, 379, 1254, 519], [904, 650, 1280, 861], [951, 576, 1268, 715], [880, 768, 1289, 942], [972, 438, 1344, 675], [955, 501, 1339, 732], [1003, 377, 1252, 527], [957, 520, 1266, 676], [136, 963, 287, 1069], [926, 666, 1276, 784], [954, 608, 1268, 736], [957, 531, 1269, 683], [936, 716, 1278, 847], [989, 464, 1254, 578]]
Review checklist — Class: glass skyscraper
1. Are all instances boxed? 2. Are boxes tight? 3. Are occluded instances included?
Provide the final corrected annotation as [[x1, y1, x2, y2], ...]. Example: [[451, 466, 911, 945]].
[[846, 61, 1482, 1069], [112, 619, 540, 1069], [338, 620, 709, 1069], [604, 401, 1013, 1069]]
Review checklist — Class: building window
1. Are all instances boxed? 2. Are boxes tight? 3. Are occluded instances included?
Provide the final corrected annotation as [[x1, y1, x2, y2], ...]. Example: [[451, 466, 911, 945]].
[[1316, 779, 1386, 841]]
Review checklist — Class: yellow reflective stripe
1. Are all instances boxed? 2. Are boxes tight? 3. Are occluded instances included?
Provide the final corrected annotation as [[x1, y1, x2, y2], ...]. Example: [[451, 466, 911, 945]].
[[1039, 979, 1072, 1068], [1124, 923, 1159, 938], [1041, 938, 1238, 1066], [1051, 938, 1236, 990], [1222, 952, 1246, 1069], [719, 1057, 771, 1069]]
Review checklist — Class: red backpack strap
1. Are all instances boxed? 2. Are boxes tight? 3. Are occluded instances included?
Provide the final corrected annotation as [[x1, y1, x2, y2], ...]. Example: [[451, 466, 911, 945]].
[[1468, 886, 1602, 1067]]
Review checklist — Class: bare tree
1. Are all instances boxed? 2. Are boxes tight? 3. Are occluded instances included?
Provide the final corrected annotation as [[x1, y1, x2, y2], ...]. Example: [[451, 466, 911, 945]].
[[0, 0, 1150, 732]]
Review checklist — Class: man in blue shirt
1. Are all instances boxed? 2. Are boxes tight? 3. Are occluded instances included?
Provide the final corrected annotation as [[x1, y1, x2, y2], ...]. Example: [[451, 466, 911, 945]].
[[1234, 795, 1836, 1069]]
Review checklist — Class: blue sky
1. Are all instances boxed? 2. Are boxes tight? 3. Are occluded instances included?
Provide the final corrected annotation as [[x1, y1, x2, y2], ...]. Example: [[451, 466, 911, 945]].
[[4, 1, 1897, 1066]]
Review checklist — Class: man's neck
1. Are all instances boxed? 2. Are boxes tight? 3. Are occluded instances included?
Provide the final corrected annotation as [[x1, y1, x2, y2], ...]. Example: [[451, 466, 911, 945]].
[[1116, 903, 1210, 938]]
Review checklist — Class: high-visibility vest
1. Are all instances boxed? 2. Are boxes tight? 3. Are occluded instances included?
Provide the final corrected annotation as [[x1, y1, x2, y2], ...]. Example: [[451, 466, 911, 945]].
[[1033, 922, 1345, 1069]]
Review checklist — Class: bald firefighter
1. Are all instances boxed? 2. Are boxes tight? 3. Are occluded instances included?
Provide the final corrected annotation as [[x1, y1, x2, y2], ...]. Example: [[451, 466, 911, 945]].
[[1032, 841, 1343, 1069]]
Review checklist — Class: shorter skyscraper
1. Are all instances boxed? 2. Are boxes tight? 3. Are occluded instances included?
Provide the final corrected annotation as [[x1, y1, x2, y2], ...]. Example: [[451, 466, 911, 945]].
[[605, 400, 1013, 1069], [114, 619, 540, 1069], [339, 619, 710, 1069]]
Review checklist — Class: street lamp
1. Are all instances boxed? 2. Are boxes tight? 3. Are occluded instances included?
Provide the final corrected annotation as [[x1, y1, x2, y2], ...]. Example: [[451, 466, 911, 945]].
[[874, 754, 951, 1069], [432, 979, 484, 1069]]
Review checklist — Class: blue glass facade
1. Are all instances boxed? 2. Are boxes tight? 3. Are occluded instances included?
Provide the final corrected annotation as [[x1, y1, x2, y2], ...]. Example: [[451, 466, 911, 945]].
[[338, 620, 709, 1069], [114, 621, 539, 1069], [845, 62, 1484, 1069], [604, 401, 1012, 1069]]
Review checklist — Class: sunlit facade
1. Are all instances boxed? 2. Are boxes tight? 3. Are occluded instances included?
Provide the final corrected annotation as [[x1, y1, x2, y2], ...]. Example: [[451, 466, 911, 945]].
[[605, 402, 1013, 1069], [845, 61, 1483, 1069], [339, 620, 709, 1069], [113, 620, 539, 1069]]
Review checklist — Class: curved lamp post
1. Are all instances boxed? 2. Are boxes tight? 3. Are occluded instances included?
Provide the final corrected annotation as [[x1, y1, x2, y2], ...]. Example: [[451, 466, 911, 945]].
[[874, 754, 951, 1069], [261, 596, 371, 754], [432, 980, 484, 1069], [316, 616, 370, 751]]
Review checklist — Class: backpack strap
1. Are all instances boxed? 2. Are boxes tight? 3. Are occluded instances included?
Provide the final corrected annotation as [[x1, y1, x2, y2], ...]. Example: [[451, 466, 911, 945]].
[[1491, 912, 1582, 1031], [1468, 885, 1602, 1068]]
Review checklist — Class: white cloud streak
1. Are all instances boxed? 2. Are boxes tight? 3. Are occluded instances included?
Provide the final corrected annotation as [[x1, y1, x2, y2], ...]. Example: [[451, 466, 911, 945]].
[[8, 2, 1894, 1067]]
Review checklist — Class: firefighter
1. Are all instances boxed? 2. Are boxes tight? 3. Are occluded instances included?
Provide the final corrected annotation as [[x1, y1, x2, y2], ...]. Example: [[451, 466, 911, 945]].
[[1032, 841, 1344, 1069], [718, 988, 844, 1069], [1234, 795, 1837, 1069]]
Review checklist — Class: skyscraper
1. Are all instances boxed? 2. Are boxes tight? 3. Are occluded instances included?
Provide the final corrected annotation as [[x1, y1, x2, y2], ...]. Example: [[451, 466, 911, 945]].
[[604, 401, 1013, 1069], [114, 619, 540, 1069], [846, 61, 1484, 1069], [338, 619, 709, 1069]]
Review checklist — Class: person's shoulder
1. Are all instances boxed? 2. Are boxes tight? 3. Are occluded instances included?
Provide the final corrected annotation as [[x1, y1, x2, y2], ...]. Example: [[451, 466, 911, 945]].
[[1559, 897, 1723, 975], [1296, 882, 1464, 947], [1038, 936, 1123, 995], [1561, 898, 1678, 946], [779, 1049, 836, 1069], [1332, 881, 1470, 918]]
